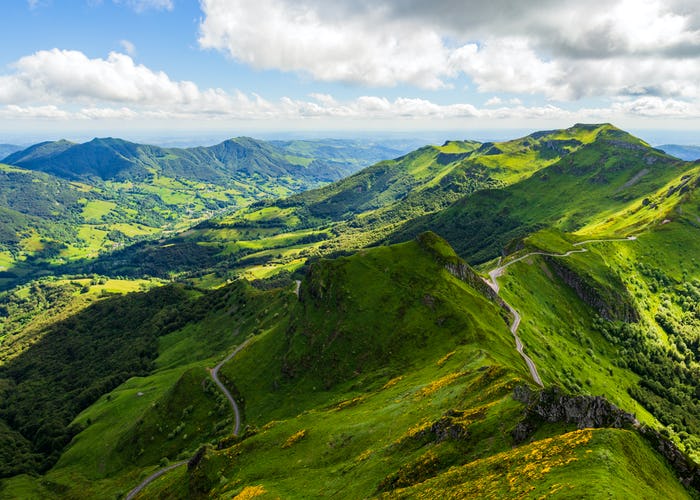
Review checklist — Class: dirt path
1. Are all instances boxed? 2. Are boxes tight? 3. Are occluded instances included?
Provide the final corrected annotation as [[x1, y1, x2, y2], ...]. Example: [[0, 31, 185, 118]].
[[125, 340, 251, 499], [210, 339, 252, 436], [486, 236, 637, 387], [125, 461, 187, 500]]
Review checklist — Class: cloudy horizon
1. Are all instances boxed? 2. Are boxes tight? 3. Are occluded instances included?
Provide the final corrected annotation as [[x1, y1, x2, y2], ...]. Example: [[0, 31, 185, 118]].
[[2, 0, 700, 143]]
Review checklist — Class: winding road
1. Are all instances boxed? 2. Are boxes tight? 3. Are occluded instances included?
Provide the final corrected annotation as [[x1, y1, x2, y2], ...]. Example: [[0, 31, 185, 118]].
[[210, 339, 252, 436], [125, 340, 251, 500], [125, 461, 187, 500], [485, 236, 637, 387]]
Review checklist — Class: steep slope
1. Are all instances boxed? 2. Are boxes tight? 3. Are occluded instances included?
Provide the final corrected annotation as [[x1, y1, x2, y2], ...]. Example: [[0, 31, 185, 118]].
[[90, 125, 604, 285], [1, 234, 696, 498], [394, 124, 694, 263]]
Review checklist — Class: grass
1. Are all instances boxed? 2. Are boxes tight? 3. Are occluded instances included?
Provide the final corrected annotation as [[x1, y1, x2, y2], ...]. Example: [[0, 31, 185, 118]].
[[1, 234, 697, 499], [3, 126, 700, 498], [81, 200, 117, 221], [392, 428, 691, 499]]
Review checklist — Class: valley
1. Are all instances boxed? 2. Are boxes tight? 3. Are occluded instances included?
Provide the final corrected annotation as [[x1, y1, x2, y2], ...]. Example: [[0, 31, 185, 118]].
[[1, 124, 699, 499], [0, 137, 411, 291]]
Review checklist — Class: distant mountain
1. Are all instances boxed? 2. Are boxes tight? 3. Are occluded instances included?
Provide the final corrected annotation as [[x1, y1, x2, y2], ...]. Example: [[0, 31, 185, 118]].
[[92, 123, 620, 280], [658, 144, 700, 161], [0, 144, 22, 158], [3, 137, 329, 183], [393, 124, 689, 263], [3, 137, 412, 185], [0, 137, 407, 289]]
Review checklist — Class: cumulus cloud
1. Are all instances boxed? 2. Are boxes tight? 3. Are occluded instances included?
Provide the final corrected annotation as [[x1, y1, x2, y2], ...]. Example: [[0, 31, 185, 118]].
[[198, 0, 700, 101], [1, 48, 698, 125], [198, 0, 453, 89], [0, 49, 218, 108]]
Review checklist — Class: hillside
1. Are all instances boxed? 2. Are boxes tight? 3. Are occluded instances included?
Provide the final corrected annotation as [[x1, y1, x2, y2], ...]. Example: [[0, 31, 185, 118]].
[[0, 234, 695, 498], [393, 124, 694, 263], [0, 138, 406, 291], [87, 124, 606, 284], [3, 137, 413, 186], [660, 144, 700, 161], [1, 124, 700, 498]]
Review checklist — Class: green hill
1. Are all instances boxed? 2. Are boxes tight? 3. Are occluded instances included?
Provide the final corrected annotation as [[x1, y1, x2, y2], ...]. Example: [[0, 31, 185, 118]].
[[0, 138, 407, 290], [1, 125, 700, 498], [89, 125, 606, 284], [393, 124, 694, 263], [1, 233, 696, 498], [2, 136, 398, 184]]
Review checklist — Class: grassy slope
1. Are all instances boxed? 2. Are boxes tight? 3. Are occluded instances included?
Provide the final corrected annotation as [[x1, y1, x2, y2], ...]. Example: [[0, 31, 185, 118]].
[[0, 138, 402, 290], [394, 124, 694, 264], [3, 126, 700, 498], [100, 124, 605, 287], [0, 235, 694, 499], [462, 162, 700, 459]]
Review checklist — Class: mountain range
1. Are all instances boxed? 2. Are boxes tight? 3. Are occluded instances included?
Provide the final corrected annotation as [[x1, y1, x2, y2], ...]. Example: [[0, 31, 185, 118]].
[[1, 124, 700, 499], [0, 137, 409, 291], [659, 144, 700, 161]]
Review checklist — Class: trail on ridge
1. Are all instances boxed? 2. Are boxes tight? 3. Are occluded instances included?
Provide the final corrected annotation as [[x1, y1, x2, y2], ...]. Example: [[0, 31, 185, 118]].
[[485, 236, 637, 387], [125, 339, 252, 499]]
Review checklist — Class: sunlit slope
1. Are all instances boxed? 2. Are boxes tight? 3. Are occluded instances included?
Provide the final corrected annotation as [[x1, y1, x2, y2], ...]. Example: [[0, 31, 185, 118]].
[[1, 234, 696, 499], [394, 124, 694, 263], [468, 175, 700, 463], [0, 137, 402, 290], [92, 124, 607, 284]]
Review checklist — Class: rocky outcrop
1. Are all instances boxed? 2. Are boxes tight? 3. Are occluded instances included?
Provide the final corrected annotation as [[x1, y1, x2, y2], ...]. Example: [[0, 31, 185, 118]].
[[512, 385, 637, 442], [545, 257, 639, 322], [513, 386, 700, 493], [637, 426, 700, 491]]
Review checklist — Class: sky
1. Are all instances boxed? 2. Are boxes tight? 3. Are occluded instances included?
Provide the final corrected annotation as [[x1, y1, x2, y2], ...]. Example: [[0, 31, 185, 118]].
[[1, 0, 700, 144]]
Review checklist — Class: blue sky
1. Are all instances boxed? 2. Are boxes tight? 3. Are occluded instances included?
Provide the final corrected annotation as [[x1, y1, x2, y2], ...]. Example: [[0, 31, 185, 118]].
[[2, 0, 700, 144]]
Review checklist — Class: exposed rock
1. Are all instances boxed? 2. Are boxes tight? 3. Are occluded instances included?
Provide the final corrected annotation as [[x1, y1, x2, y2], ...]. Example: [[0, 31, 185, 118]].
[[604, 139, 648, 152], [512, 385, 636, 443], [637, 425, 700, 491], [544, 257, 639, 322], [513, 386, 700, 493], [430, 409, 472, 442]]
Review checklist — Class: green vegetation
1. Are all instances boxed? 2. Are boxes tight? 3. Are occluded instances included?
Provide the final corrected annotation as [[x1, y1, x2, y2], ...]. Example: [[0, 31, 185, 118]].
[[90, 124, 610, 286], [1, 125, 699, 498], [395, 124, 692, 263], [0, 138, 406, 291]]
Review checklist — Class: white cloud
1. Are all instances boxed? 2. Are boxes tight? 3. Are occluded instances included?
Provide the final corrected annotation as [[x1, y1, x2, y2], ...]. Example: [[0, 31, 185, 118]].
[[0, 105, 70, 119], [197, 0, 700, 104], [0, 49, 212, 107], [1, 48, 698, 127], [113, 0, 173, 12], [198, 0, 452, 89]]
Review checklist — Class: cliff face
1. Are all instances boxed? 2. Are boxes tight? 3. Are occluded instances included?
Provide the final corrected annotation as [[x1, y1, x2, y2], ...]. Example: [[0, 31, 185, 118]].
[[545, 257, 639, 322], [513, 386, 700, 492], [415, 232, 507, 313], [637, 426, 700, 491], [512, 385, 637, 443]]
